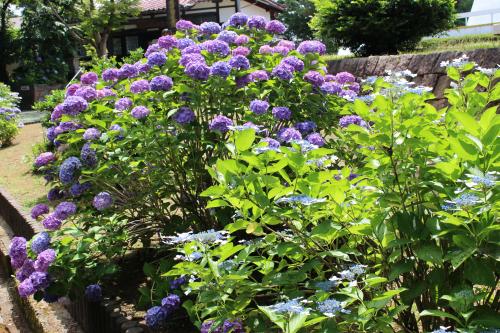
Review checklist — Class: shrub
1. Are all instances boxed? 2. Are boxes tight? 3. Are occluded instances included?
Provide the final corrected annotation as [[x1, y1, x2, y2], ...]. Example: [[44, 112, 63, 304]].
[[15, 15, 356, 300], [310, 0, 455, 56], [159, 59, 499, 331], [0, 82, 21, 147]]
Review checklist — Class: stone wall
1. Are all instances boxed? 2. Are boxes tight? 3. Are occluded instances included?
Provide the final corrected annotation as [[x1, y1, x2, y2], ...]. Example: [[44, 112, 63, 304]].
[[327, 48, 500, 100]]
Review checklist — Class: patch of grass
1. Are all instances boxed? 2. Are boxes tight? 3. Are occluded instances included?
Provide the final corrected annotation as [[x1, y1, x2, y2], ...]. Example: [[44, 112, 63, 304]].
[[411, 34, 500, 54]]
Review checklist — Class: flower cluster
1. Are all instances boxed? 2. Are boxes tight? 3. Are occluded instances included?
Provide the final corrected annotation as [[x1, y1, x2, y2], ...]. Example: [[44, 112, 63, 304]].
[[145, 294, 181, 329]]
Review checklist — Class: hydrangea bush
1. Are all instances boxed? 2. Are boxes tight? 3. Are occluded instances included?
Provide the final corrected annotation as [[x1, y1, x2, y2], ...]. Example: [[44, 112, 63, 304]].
[[0, 82, 22, 147], [12, 15, 356, 305], [157, 60, 499, 332]]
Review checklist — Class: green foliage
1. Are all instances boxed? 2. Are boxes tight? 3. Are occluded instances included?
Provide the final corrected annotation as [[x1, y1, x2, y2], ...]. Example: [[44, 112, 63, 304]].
[[276, 0, 316, 42], [0, 82, 21, 147], [13, 1, 77, 85], [160, 64, 499, 332], [310, 0, 456, 56]]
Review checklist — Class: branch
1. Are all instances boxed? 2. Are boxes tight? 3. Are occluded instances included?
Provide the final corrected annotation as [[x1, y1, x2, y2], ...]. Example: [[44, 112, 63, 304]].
[[43, 0, 87, 43]]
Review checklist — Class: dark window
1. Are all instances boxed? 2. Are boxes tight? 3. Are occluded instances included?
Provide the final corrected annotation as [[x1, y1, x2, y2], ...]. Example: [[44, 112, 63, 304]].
[[184, 12, 218, 25]]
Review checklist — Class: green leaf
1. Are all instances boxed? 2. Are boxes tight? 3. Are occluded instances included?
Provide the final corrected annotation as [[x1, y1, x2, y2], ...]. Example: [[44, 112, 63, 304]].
[[206, 199, 229, 208], [451, 110, 480, 136], [235, 129, 255, 152], [414, 244, 443, 265], [420, 309, 462, 325]]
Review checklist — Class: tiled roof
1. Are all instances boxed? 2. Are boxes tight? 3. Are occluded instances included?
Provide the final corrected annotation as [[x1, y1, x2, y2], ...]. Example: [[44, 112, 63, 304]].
[[139, 0, 283, 13]]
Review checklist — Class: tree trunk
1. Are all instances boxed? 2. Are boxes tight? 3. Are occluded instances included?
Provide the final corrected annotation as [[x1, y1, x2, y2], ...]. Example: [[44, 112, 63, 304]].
[[167, 0, 177, 30], [97, 32, 109, 57], [0, 0, 12, 83]]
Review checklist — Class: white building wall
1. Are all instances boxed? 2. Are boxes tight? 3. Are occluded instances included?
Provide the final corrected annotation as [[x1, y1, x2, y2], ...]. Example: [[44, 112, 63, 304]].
[[188, 0, 271, 23], [467, 0, 500, 26]]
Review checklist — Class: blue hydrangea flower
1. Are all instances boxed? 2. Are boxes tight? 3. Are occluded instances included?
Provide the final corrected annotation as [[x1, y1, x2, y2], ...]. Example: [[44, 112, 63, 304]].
[[59, 157, 82, 184], [173, 107, 196, 125], [145, 306, 167, 329], [200, 21, 222, 35], [85, 284, 102, 302], [147, 51, 167, 67], [185, 61, 210, 80], [470, 174, 496, 188], [317, 299, 350, 317], [249, 100, 269, 115], [81, 142, 97, 168], [270, 298, 309, 314], [229, 55, 250, 70], [210, 61, 232, 78], [31, 232, 51, 255], [272, 64, 294, 80], [201, 40, 230, 57], [275, 195, 326, 206], [161, 294, 181, 314]]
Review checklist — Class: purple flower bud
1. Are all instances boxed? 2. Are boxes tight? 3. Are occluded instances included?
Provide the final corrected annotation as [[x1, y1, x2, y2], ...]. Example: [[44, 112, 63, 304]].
[[85, 284, 102, 302]]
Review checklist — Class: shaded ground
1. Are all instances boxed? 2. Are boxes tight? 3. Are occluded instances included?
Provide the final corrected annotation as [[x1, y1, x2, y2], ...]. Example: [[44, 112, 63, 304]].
[[0, 124, 47, 210]]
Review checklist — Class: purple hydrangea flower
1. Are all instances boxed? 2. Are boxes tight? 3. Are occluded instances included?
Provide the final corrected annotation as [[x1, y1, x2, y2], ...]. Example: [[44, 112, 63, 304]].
[[232, 46, 250, 57], [80, 72, 98, 85], [210, 61, 232, 78], [85, 284, 102, 302], [173, 107, 196, 125], [93, 192, 113, 210], [30, 271, 50, 289], [80, 142, 97, 168], [222, 319, 245, 333], [74, 86, 97, 101], [176, 19, 194, 31], [272, 46, 290, 56], [177, 38, 195, 49], [320, 82, 342, 94], [236, 74, 251, 87], [201, 40, 230, 57], [339, 115, 367, 128], [235, 35, 250, 45], [54, 121, 82, 135], [229, 56, 250, 70], [278, 127, 302, 142], [46, 127, 56, 142], [35, 152, 55, 167], [31, 204, 49, 219], [209, 115, 233, 133], [181, 44, 202, 55], [272, 64, 294, 80], [136, 62, 151, 74], [70, 182, 91, 197], [304, 71, 325, 87], [249, 70, 269, 81], [66, 84, 80, 97], [51, 104, 63, 121], [307, 133, 325, 147], [42, 214, 62, 231], [9, 237, 27, 270], [147, 51, 167, 67], [335, 72, 355, 84], [130, 79, 150, 94], [18, 278, 36, 297], [47, 188, 64, 202], [217, 30, 238, 44], [83, 128, 101, 141], [281, 56, 304, 72], [62, 96, 88, 115], [297, 41, 327, 55], [102, 68, 119, 82], [339, 89, 357, 101], [158, 35, 177, 49], [145, 43, 161, 57], [259, 45, 273, 54], [54, 201, 77, 220], [325, 74, 336, 82], [34, 249, 56, 272], [161, 294, 181, 314], [229, 12, 248, 26], [118, 64, 139, 79], [265, 20, 287, 34], [59, 157, 82, 184], [145, 306, 167, 329], [278, 40, 295, 51], [185, 61, 210, 80], [295, 121, 317, 134], [150, 75, 173, 91], [248, 15, 267, 29], [349, 82, 360, 93], [16, 259, 35, 282], [272, 106, 291, 120], [250, 100, 269, 115], [115, 97, 133, 111], [169, 277, 187, 290], [131, 106, 150, 119], [200, 21, 222, 35], [179, 53, 205, 67], [31, 232, 51, 254], [200, 321, 220, 333], [96, 88, 116, 99], [262, 137, 280, 149]]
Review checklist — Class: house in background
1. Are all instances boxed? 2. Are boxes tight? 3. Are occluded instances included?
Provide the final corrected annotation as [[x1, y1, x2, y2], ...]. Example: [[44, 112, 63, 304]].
[[108, 0, 284, 57]]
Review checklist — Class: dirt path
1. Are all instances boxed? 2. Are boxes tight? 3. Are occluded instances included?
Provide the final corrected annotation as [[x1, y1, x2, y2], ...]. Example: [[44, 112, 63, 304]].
[[0, 124, 48, 211]]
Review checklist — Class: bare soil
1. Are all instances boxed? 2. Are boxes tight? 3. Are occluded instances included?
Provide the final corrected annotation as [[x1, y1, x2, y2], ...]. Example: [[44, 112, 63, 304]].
[[0, 124, 47, 210]]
